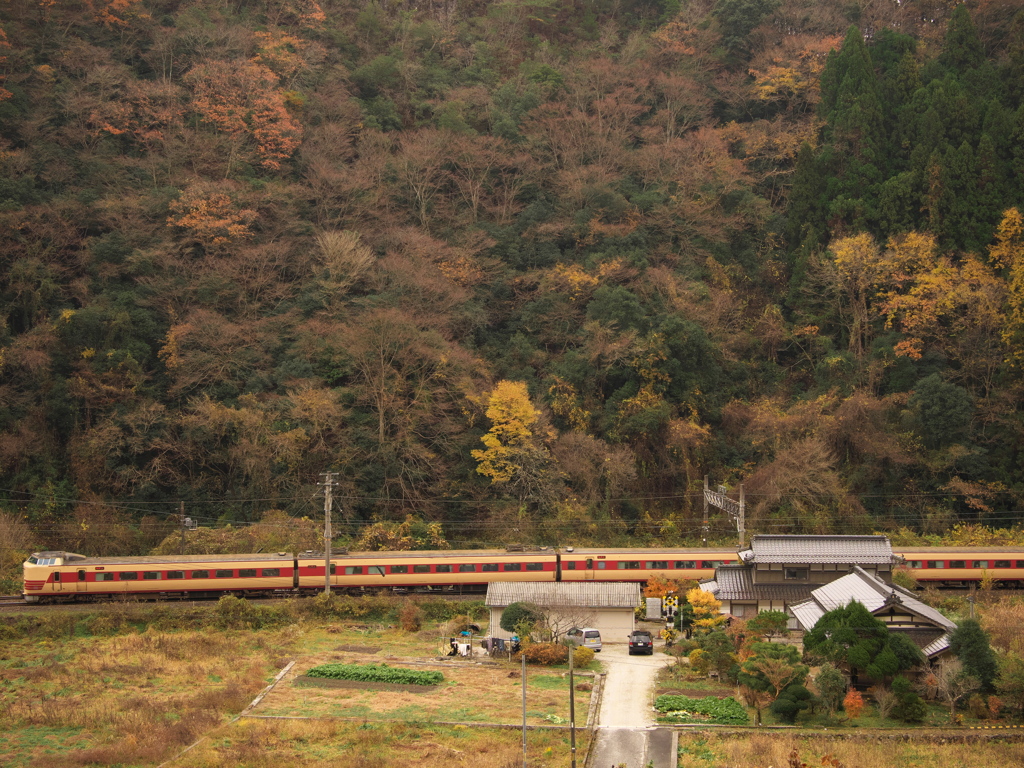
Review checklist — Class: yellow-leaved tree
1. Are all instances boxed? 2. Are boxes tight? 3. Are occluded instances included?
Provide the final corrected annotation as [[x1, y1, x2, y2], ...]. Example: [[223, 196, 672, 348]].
[[686, 586, 729, 631], [472, 381, 558, 504]]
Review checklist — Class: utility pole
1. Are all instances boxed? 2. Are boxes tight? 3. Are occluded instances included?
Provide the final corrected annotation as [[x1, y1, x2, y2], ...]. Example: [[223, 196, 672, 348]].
[[180, 501, 186, 556], [702, 476, 709, 547], [320, 472, 338, 596], [568, 640, 576, 768], [521, 651, 528, 768]]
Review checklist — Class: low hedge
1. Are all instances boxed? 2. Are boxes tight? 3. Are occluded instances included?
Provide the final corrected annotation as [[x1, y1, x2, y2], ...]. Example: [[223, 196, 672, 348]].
[[305, 662, 444, 686]]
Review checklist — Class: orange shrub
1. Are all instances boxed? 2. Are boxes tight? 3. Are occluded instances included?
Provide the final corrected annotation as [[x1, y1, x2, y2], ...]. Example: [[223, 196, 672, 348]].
[[843, 690, 864, 721]]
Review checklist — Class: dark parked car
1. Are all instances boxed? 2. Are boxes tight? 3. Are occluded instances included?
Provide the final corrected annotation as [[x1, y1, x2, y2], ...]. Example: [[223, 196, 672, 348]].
[[628, 630, 654, 655]]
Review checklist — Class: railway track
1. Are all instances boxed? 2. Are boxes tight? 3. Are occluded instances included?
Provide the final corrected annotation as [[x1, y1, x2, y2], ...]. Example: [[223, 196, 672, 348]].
[[0, 595, 26, 608]]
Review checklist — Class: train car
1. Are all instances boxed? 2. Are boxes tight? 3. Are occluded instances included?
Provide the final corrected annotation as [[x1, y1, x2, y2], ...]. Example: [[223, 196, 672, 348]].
[[895, 547, 1024, 587], [558, 547, 741, 583], [23, 551, 296, 603], [297, 548, 561, 593]]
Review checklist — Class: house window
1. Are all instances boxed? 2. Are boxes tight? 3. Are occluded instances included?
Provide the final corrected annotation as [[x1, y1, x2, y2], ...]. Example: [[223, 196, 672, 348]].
[[784, 568, 808, 580]]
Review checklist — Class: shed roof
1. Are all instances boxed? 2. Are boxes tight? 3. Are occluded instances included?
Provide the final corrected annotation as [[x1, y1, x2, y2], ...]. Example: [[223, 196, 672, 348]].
[[485, 582, 641, 609], [739, 535, 895, 565]]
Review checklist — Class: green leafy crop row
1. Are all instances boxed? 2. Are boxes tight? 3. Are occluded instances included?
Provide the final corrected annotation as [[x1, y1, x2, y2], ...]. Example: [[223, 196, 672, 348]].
[[305, 662, 444, 686], [654, 694, 748, 725]]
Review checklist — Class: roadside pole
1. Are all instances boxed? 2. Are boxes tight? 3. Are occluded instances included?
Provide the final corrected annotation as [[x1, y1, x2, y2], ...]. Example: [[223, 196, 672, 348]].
[[569, 641, 576, 768], [522, 652, 528, 767]]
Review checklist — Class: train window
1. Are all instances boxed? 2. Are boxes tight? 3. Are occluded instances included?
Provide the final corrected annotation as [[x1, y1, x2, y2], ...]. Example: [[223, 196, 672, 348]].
[[414, 565, 431, 574], [238, 569, 256, 577], [972, 561, 988, 569], [96, 573, 114, 581], [369, 566, 385, 576], [482, 563, 499, 572], [143, 572, 160, 580], [927, 561, 944, 569], [565, 562, 576, 570], [191, 570, 209, 579], [949, 561, 965, 569], [785, 568, 808, 580], [702, 561, 724, 568], [1016, 562, 1024, 568], [53, 572, 61, 582], [345, 566, 363, 575], [526, 562, 544, 571], [391, 565, 409, 574], [504, 563, 522, 571], [908, 561, 923, 569], [674, 560, 695, 569], [459, 564, 477, 573], [120, 572, 138, 580], [330, 564, 336, 575], [646, 561, 668, 570], [597, 561, 606, 569], [167, 571, 184, 579], [215, 570, 233, 578], [262, 568, 280, 577], [618, 561, 641, 570], [994, 561, 1010, 568], [78, 570, 86, 581], [435, 564, 452, 573]]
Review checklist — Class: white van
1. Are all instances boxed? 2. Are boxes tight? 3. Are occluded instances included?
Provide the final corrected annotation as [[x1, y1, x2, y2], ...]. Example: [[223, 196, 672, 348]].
[[567, 627, 602, 652]]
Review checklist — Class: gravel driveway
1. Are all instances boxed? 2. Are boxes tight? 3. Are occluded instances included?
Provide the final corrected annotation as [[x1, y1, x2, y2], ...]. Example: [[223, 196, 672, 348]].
[[589, 641, 677, 768]]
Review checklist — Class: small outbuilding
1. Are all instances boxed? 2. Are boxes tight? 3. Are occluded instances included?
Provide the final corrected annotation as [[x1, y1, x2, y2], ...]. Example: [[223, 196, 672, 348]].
[[485, 582, 641, 643]]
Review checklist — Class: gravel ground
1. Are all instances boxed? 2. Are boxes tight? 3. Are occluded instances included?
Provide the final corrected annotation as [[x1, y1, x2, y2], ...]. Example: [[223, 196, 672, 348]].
[[590, 641, 677, 768]]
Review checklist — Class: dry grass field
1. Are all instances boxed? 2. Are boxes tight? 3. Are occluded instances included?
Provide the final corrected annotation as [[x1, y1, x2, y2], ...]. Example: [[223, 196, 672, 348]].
[[0, 600, 592, 767], [677, 732, 1024, 768]]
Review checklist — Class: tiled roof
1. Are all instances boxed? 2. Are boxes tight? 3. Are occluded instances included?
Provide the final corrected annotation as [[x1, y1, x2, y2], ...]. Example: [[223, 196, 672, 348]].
[[742, 535, 895, 564], [921, 632, 952, 658], [701, 565, 816, 602], [485, 582, 641, 609], [790, 566, 957, 635]]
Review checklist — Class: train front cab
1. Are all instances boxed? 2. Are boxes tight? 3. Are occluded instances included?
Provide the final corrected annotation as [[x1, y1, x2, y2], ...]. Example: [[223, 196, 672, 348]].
[[23, 552, 90, 602]]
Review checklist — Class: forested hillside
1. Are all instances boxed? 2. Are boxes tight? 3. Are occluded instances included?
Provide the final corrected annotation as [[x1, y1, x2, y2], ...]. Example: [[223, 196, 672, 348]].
[[2, 0, 1023, 554]]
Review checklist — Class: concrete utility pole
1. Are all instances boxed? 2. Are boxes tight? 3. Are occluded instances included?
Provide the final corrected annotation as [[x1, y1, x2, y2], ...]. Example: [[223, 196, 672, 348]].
[[320, 472, 338, 595], [703, 480, 746, 547]]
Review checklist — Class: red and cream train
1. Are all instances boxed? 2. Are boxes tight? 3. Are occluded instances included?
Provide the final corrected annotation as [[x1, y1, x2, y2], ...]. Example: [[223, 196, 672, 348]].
[[21, 545, 1024, 603]]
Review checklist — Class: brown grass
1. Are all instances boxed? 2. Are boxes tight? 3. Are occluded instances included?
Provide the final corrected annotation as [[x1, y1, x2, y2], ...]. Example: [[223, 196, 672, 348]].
[[678, 733, 1024, 768]]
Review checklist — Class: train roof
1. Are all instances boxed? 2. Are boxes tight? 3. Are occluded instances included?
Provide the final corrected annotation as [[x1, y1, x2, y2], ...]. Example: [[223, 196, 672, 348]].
[[892, 546, 1024, 554], [28, 551, 296, 566]]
